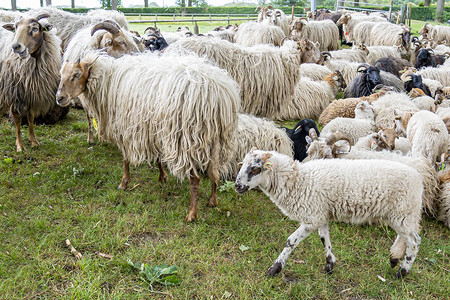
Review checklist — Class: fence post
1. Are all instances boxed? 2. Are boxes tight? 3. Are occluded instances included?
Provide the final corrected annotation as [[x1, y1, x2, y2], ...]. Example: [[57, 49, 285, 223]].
[[388, 0, 393, 22], [194, 21, 199, 34], [173, 14, 175, 20], [209, 14, 211, 22], [139, 14, 141, 21], [227, 14, 230, 26], [192, 15, 194, 25], [408, 3, 412, 27]]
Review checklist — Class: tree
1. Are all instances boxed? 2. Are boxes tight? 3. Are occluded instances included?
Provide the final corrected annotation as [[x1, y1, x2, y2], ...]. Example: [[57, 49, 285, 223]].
[[269, 0, 305, 7], [435, 0, 444, 22], [71, 0, 75, 8], [99, 0, 122, 9], [424, 0, 431, 7], [145, 0, 148, 7], [11, 0, 16, 10], [192, 0, 208, 8], [46, 0, 51, 5]]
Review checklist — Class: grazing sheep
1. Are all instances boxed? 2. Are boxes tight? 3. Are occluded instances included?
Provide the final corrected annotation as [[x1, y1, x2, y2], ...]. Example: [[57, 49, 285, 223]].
[[234, 21, 286, 47], [277, 70, 346, 120], [307, 133, 438, 216], [0, 14, 62, 151], [318, 86, 393, 125], [28, 7, 128, 51], [235, 149, 422, 278], [220, 114, 293, 179], [290, 18, 339, 51], [420, 23, 450, 45], [56, 53, 240, 222], [165, 37, 318, 119], [281, 119, 319, 161], [321, 101, 376, 144], [394, 110, 448, 165]]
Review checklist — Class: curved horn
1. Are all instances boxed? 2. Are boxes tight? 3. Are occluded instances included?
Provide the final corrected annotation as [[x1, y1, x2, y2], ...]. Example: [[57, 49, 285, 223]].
[[372, 84, 385, 93], [357, 63, 369, 72], [411, 36, 419, 43], [36, 14, 50, 21], [255, 6, 262, 13], [266, 5, 273, 9], [91, 21, 120, 36], [325, 132, 352, 156], [321, 51, 332, 58], [427, 48, 434, 54], [309, 128, 318, 141]]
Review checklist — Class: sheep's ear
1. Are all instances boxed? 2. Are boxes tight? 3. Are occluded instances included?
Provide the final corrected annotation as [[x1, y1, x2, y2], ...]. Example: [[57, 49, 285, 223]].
[[305, 136, 312, 145], [250, 147, 257, 153], [261, 152, 272, 162], [324, 147, 333, 158], [2, 24, 14, 32]]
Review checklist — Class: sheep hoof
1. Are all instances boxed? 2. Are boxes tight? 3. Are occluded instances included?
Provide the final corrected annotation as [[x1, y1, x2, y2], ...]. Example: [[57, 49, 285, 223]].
[[267, 262, 282, 277], [185, 213, 197, 223], [395, 268, 408, 279], [323, 262, 335, 274], [158, 175, 167, 183], [390, 258, 400, 268], [118, 182, 128, 190], [207, 197, 217, 207], [31, 140, 40, 148], [16, 144, 25, 152]]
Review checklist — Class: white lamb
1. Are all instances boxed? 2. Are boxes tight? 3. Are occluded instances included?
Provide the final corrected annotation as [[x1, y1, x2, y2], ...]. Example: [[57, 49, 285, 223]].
[[235, 149, 422, 278], [320, 101, 376, 144]]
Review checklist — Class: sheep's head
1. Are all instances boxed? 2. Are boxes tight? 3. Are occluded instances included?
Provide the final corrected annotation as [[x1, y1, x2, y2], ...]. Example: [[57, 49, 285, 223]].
[[357, 64, 382, 88], [235, 149, 274, 194], [306, 11, 314, 19], [291, 17, 307, 33], [398, 25, 411, 49], [56, 58, 95, 107], [91, 20, 138, 58], [2, 14, 52, 59], [298, 37, 321, 64], [408, 88, 426, 98], [332, 70, 346, 90], [378, 127, 397, 150], [144, 26, 161, 36], [356, 44, 369, 55], [255, 6, 273, 22], [354, 100, 375, 119], [306, 132, 352, 160], [404, 74, 424, 92], [419, 23, 430, 36], [336, 14, 350, 26], [393, 110, 415, 134]]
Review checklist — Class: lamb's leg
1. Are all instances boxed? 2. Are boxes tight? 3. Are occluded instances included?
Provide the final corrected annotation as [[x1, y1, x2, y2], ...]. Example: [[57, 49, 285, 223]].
[[318, 224, 336, 274], [207, 140, 220, 207], [27, 112, 39, 148], [267, 223, 316, 277], [118, 159, 130, 190], [86, 111, 94, 145], [186, 171, 200, 222], [11, 109, 25, 152], [157, 159, 167, 183], [395, 232, 421, 278]]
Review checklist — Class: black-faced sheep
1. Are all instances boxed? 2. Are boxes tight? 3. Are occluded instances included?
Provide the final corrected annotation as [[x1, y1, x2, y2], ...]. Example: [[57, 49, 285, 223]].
[[344, 64, 382, 98], [281, 119, 319, 162]]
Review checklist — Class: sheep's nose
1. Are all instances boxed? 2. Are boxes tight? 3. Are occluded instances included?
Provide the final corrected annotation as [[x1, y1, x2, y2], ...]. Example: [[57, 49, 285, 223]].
[[12, 43, 21, 53]]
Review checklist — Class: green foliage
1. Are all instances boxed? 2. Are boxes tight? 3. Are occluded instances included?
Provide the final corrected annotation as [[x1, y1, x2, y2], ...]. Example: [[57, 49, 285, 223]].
[[192, 0, 209, 8], [128, 260, 180, 286], [269, 0, 306, 7], [218, 181, 235, 192], [99, 0, 122, 9]]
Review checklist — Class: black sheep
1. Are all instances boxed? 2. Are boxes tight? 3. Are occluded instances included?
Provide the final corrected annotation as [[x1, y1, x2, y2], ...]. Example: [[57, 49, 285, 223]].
[[144, 35, 168, 52], [282, 119, 320, 162], [374, 56, 412, 78], [344, 64, 382, 98], [415, 48, 446, 69], [404, 74, 432, 97]]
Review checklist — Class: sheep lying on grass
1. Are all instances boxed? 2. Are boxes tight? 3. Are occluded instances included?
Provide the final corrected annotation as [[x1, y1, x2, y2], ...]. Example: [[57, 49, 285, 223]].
[[235, 149, 422, 278], [56, 53, 240, 222]]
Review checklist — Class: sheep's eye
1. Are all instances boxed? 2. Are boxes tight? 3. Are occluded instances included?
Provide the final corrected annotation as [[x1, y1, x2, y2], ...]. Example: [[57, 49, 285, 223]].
[[118, 41, 126, 46], [32, 27, 38, 33], [250, 167, 261, 175], [105, 40, 112, 46]]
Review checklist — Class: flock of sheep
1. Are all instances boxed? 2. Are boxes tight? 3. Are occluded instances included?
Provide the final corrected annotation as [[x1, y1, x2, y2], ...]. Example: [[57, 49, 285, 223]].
[[0, 6, 450, 279]]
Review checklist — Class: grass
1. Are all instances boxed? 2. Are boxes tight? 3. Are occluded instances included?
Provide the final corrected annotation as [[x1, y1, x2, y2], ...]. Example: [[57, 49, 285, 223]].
[[1, 108, 449, 299]]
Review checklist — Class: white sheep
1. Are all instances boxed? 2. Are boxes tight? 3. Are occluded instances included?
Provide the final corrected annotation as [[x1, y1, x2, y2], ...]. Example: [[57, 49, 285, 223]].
[[290, 18, 339, 51], [395, 110, 448, 165], [267, 8, 290, 36], [337, 14, 387, 43], [365, 45, 406, 65], [371, 92, 420, 129], [56, 52, 240, 223], [235, 149, 422, 278], [328, 44, 369, 62], [369, 23, 411, 50], [234, 20, 286, 47], [299, 63, 332, 81], [417, 66, 450, 87], [320, 101, 376, 144], [420, 23, 450, 45], [437, 168, 450, 228]]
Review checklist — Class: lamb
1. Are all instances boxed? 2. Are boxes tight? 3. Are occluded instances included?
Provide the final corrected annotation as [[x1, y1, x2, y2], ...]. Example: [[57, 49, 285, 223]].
[[420, 23, 450, 45], [307, 133, 438, 216], [277, 70, 346, 120], [318, 86, 393, 125], [220, 114, 293, 180], [56, 53, 240, 222], [281, 119, 320, 162], [165, 37, 319, 119], [235, 149, 422, 278], [290, 18, 339, 51], [234, 21, 286, 47], [0, 14, 62, 151], [320, 101, 376, 144], [28, 7, 128, 51], [394, 110, 448, 165]]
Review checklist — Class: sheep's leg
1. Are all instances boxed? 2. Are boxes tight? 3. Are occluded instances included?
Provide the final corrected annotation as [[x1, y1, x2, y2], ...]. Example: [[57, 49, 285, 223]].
[[207, 140, 220, 207], [27, 112, 39, 148], [157, 159, 167, 183], [11, 109, 25, 152], [389, 235, 406, 268], [395, 232, 421, 278], [186, 171, 200, 222], [267, 223, 315, 277], [86, 111, 94, 145], [318, 224, 336, 274], [118, 159, 130, 190]]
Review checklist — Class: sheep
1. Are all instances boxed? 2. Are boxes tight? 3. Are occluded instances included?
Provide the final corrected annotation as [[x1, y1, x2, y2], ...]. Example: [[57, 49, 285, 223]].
[[306, 133, 438, 216], [299, 63, 332, 81], [234, 21, 286, 47], [28, 7, 128, 51], [368, 127, 411, 154], [437, 168, 450, 228], [374, 56, 412, 78], [410, 94, 436, 112], [403, 74, 432, 97], [320, 101, 376, 144], [369, 23, 411, 50], [420, 23, 450, 45], [266, 8, 290, 36], [255, 5, 273, 23], [328, 44, 369, 62], [344, 64, 382, 98], [422, 78, 444, 97], [415, 48, 448, 69], [352, 21, 379, 45], [235, 149, 422, 278], [205, 24, 238, 42], [318, 86, 393, 125], [337, 14, 387, 44], [220, 113, 293, 180], [394, 110, 448, 165], [366, 45, 407, 65], [0, 14, 62, 151], [325, 59, 360, 85], [0, 9, 21, 22], [290, 18, 339, 51], [281, 119, 319, 162], [417, 65, 450, 87], [277, 70, 346, 120], [153, 26, 193, 45], [164, 37, 319, 119], [436, 107, 450, 132], [56, 53, 240, 222], [371, 92, 420, 129]]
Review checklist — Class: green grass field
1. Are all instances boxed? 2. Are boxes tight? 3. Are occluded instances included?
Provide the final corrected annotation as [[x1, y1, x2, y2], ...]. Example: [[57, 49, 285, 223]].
[[0, 17, 449, 299]]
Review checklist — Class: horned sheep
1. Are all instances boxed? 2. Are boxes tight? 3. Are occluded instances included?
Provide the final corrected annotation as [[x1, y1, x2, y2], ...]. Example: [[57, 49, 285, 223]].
[[290, 18, 339, 51], [0, 14, 62, 151], [56, 53, 240, 223], [420, 23, 450, 45], [235, 149, 422, 278]]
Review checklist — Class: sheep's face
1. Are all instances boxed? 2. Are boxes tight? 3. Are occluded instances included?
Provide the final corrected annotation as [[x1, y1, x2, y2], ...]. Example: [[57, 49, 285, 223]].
[[56, 61, 91, 107], [336, 14, 350, 26], [378, 128, 396, 150], [3, 15, 52, 59], [235, 150, 273, 194], [98, 32, 135, 58], [299, 39, 321, 64], [393, 111, 414, 135], [363, 66, 382, 88], [306, 140, 333, 160]]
